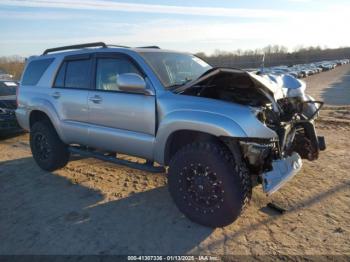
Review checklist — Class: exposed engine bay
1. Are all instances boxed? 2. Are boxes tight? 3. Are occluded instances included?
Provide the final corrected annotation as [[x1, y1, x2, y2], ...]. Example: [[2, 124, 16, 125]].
[[173, 68, 326, 194]]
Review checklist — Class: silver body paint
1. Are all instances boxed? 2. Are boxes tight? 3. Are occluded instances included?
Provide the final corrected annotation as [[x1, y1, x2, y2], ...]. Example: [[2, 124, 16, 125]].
[[17, 47, 290, 165]]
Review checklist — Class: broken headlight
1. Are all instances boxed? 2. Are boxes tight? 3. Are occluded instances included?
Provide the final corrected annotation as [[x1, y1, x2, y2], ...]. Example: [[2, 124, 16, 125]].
[[240, 141, 273, 167]]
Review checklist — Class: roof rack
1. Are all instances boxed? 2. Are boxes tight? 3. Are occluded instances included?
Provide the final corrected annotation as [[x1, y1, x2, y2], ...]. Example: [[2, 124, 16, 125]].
[[42, 42, 161, 55], [42, 42, 107, 55], [137, 46, 161, 49], [108, 44, 131, 48]]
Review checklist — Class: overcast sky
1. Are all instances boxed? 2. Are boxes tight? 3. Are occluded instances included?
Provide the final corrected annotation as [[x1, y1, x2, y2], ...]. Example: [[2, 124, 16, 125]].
[[0, 0, 349, 56]]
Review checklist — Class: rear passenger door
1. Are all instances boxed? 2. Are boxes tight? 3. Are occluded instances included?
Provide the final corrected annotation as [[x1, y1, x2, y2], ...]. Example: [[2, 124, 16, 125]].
[[52, 54, 92, 144], [86, 53, 156, 159]]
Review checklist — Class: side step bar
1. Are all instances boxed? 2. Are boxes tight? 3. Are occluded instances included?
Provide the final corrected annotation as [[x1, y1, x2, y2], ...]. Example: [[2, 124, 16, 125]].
[[69, 146, 166, 173]]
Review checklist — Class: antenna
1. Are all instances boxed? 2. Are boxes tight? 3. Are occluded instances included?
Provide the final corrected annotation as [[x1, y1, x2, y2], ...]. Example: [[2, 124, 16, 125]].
[[260, 53, 265, 73]]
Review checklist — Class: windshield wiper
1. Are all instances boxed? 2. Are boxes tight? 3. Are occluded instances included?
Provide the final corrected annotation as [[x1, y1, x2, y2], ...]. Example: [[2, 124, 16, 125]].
[[168, 79, 193, 90]]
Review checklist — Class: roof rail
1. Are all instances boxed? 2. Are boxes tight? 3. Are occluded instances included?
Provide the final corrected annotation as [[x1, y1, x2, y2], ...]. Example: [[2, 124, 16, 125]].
[[42, 42, 107, 55], [108, 44, 130, 48], [137, 46, 161, 49]]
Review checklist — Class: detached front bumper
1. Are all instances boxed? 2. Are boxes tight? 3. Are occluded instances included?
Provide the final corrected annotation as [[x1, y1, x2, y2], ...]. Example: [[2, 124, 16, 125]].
[[262, 152, 302, 195]]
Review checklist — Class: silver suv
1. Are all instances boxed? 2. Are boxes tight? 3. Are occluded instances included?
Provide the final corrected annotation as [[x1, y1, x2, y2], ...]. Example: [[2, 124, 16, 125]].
[[16, 42, 325, 227]]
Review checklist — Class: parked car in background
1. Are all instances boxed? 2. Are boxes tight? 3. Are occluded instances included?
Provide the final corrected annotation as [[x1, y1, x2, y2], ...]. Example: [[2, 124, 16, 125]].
[[0, 80, 21, 134], [0, 73, 14, 80], [258, 59, 349, 79]]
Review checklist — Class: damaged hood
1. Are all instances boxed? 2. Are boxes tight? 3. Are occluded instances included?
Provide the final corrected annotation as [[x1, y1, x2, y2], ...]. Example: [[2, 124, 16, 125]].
[[257, 73, 306, 99], [247, 72, 285, 100], [173, 67, 304, 101]]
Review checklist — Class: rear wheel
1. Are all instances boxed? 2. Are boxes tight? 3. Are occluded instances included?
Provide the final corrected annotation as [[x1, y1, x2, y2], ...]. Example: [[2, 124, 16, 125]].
[[30, 120, 70, 171], [168, 142, 251, 227]]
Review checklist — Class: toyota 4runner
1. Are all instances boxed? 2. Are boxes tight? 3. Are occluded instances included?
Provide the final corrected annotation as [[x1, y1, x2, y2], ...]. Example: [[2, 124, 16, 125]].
[[16, 42, 326, 227]]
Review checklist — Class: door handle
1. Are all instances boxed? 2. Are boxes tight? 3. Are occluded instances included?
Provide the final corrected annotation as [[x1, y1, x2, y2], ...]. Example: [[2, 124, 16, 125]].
[[52, 91, 61, 99], [89, 95, 102, 104]]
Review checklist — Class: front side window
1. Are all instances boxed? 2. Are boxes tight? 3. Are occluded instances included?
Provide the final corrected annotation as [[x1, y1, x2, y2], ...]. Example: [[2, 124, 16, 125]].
[[95, 57, 142, 91], [54, 59, 91, 89], [139, 52, 211, 89]]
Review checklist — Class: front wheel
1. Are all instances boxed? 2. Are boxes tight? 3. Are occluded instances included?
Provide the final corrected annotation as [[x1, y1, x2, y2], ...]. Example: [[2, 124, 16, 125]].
[[168, 142, 252, 228], [30, 120, 70, 171]]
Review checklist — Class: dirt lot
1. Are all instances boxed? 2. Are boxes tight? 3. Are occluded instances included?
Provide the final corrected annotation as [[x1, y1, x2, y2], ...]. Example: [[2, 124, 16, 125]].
[[1, 65, 350, 256]]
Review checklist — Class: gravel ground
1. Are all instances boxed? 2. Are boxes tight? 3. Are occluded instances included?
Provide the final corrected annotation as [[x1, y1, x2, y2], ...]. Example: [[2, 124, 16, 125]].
[[0, 65, 349, 256]]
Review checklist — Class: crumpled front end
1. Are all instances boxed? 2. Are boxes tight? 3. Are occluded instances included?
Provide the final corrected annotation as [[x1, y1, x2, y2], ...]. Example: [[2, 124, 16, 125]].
[[176, 67, 325, 194], [237, 72, 326, 194]]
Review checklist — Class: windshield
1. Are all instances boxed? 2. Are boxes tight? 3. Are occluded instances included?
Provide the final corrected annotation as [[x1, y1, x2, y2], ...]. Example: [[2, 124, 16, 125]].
[[0, 81, 17, 96], [139, 51, 212, 89]]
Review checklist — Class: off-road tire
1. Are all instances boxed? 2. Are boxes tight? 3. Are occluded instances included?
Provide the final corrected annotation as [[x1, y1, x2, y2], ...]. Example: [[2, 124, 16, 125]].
[[168, 141, 251, 227], [30, 120, 70, 171]]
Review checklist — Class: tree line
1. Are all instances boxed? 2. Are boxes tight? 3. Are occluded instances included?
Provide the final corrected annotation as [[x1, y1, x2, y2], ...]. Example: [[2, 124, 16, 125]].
[[196, 45, 350, 69]]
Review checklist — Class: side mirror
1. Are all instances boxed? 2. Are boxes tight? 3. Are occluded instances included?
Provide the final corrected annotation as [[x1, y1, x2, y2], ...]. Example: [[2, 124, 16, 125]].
[[116, 73, 148, 94]]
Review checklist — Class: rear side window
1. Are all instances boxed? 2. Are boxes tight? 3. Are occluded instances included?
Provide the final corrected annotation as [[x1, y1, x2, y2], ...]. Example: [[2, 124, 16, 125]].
[[54, 59, 91, 89], [22, 58, 54, 85]]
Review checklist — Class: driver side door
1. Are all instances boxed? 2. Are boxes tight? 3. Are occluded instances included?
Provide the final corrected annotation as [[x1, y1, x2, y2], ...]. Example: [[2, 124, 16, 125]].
[[87, 52, 156, 160]]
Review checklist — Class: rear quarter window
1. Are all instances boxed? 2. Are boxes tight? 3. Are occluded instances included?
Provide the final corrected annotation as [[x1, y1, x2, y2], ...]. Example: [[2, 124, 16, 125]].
[[22, 58, 54, 85]]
